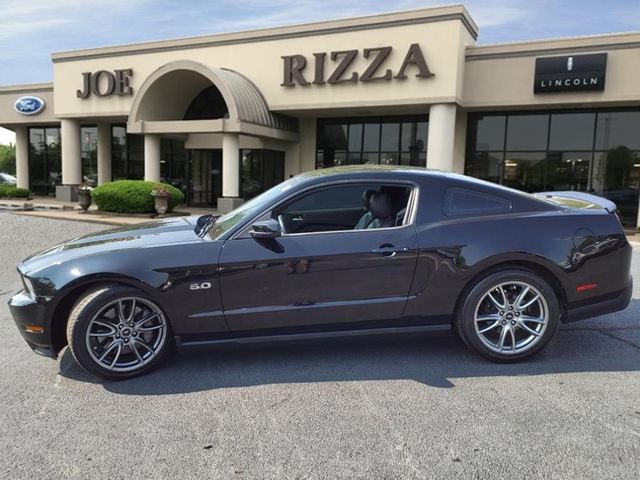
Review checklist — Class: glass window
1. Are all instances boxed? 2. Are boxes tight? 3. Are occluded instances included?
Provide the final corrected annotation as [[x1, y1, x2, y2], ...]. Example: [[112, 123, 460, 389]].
[[321, 123, 347, 150], [593, 148, 640, 226], [348, 123, 363, 151], [275, 183, 412, 233], [111, 125, 127, 180], [380, 123, 399, 151], [444, 188, 510, 216], [110, 126, 144, 180], [283, 185, 366, 212], [506, 115, 549, 151], [127, 134, 144, 180], [415, 122, 428, 152], [466, 110, 640, 227], [81, 126, 97, 185], [363, 123, 380, 151], [549, 113, 595, 150], [240, 149, 285, 200], [160, 138, 187, 197], [595, 111, 640, 150], [316, 116, 428, 168], [475, 115, 506, 151], [28, 126, 60, 195], [401, 122, 413, 151], [545, 151, 593, 192], [380, 152, 399, 165], [466, 152, 503, 185], [503, 152, 547, 192]]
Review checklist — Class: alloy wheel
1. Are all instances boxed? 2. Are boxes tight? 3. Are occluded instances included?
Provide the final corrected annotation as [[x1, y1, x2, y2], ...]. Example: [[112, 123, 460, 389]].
[[473, 281, 549, 355], [85, 296, 167, 372]]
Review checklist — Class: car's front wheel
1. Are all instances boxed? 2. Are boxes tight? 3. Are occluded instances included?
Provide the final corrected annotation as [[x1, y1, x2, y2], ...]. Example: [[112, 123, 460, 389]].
[[66, 285, 171, 380], [457, 269, 560, 362]]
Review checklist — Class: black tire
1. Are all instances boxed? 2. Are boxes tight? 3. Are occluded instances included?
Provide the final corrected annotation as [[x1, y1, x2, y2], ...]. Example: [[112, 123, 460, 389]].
[[66, 285, 172, 380], [456, 269, 560, 362]]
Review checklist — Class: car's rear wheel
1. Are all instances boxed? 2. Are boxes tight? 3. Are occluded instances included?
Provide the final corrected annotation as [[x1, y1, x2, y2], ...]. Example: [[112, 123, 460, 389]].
[[67, 285, 171, 380], [457, 269, 560, 362]]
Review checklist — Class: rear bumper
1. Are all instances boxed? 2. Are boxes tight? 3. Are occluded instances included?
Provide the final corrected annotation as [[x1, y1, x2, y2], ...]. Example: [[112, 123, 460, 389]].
[[564, 280, 633, 323], [8, 291, 57, 358]]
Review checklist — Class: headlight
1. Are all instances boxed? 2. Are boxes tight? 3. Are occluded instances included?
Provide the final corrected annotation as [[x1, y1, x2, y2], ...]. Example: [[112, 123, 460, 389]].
[[22, 276, 37, 297]]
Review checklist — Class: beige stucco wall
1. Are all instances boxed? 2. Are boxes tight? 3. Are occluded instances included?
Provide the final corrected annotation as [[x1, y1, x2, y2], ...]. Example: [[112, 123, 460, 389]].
[[51, 12, 474, 119], [462, 33, 640, 109], [0, 84, 57, 127], [452, 109, 467, 173]]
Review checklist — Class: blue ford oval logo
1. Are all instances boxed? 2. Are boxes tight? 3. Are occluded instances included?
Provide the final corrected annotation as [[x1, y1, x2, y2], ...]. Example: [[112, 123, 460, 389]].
[[14, 96, 46, 115]]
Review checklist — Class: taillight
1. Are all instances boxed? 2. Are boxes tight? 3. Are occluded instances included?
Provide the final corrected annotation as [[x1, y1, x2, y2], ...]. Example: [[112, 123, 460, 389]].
[[576, 283, 598, 292]]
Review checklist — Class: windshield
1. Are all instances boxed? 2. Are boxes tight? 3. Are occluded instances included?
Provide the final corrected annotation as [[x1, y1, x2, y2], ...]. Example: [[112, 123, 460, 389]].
[[208, 176, 300, 239]]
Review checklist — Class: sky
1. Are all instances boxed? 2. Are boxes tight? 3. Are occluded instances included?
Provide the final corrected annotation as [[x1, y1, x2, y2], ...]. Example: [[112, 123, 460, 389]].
[[1, 0, 639, 144]]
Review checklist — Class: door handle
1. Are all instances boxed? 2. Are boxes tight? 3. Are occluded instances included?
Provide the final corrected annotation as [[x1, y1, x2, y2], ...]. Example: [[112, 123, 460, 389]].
[[371, 244, 408, 257]]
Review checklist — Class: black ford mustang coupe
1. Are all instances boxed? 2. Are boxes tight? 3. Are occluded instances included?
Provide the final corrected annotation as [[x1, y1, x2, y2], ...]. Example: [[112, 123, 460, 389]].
[[9, 166, 632, 379]]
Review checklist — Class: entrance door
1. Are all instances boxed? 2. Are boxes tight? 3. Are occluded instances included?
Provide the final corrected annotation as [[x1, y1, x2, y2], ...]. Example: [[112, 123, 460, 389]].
[[188, 150, 222, 207]]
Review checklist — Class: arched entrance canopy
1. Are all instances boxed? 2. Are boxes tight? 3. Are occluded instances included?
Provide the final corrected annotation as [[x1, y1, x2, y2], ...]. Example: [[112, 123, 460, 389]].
[[128, 60, 298, 141]]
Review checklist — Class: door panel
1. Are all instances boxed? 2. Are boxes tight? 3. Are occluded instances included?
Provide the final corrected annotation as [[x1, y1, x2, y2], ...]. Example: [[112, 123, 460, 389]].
[[218, 227, 419, 334]]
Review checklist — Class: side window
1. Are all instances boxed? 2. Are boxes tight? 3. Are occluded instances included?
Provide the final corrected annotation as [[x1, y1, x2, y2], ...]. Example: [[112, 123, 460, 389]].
[[444, 187, 510, 217], [275, 184, 413, 234], [283, 185, 365, 212]]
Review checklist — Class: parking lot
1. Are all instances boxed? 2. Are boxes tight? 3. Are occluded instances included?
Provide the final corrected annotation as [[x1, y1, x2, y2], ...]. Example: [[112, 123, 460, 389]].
[[0, 211, 639, 479]]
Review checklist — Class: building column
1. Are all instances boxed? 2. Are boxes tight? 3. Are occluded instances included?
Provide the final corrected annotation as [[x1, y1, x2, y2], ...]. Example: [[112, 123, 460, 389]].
[[144, 134, 161, 182], [426, 103, 457, 171], [218, 132, 243, 213], [96, 123, 112, 185], [14, 126, 29, 190], [57, 118, 82, 201]]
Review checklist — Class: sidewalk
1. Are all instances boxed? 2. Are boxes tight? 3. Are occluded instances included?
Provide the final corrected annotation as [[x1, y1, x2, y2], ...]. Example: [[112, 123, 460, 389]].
[[0, 196, 217, 226]]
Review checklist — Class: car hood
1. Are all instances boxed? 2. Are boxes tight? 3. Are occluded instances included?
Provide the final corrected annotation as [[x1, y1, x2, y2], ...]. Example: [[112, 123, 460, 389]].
[[20, 215, 206, 275]]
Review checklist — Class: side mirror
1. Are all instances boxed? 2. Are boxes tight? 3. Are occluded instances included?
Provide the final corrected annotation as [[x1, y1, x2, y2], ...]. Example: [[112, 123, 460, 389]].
[[249, 218, 282, 239]]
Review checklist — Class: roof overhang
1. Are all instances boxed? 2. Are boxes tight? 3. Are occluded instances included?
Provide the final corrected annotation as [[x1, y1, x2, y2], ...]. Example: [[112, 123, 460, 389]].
[[128, 60, 298, 141]]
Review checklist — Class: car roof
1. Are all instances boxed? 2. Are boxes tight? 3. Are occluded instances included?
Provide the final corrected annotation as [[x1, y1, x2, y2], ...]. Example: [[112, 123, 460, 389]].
[[293, 165, 513, 191], [292, 165, 558, 210], [294, 164, 445, 181]]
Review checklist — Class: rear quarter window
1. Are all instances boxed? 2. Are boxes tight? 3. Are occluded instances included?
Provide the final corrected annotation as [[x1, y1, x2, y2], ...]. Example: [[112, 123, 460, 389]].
[[443, 187, 511, 217]]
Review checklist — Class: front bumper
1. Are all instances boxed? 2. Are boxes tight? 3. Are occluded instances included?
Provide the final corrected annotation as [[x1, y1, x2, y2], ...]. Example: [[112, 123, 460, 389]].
[[564, 280, 633, 323], [8, 290, 57, 358]]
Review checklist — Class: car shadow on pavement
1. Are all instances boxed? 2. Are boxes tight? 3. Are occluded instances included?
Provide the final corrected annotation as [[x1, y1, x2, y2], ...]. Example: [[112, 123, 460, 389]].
[[59, 320, 640, 394]]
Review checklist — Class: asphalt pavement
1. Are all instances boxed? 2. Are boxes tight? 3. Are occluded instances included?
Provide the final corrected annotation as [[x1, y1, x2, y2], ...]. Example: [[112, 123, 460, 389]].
[[0, 212, 639, 479]]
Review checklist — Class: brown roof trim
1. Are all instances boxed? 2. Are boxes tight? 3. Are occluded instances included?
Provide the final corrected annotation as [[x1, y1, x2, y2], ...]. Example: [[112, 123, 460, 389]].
[[52, 5, 478, 63]]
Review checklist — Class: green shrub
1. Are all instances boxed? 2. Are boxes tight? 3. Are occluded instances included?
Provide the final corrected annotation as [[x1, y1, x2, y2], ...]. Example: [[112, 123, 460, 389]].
[[91, 180, 184, 213], [0, 185, 31, 198]]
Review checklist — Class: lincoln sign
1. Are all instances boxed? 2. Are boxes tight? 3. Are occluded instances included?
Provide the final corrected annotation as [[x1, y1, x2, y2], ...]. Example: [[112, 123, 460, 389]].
[[281, 43, 434, 86], [534, 53, 607, 93]]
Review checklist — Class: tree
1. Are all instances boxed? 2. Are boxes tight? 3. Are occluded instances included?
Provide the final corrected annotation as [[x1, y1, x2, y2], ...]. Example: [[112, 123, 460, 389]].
[[0, 143, 16, 174]]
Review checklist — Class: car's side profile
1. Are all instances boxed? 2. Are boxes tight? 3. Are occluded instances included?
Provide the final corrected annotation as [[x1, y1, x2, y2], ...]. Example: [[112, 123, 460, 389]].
[[9, 166, 633, 379]]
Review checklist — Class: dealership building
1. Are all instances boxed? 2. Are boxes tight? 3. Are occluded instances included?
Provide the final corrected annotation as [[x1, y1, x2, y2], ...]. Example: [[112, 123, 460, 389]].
[[1, 4, 640, 224]]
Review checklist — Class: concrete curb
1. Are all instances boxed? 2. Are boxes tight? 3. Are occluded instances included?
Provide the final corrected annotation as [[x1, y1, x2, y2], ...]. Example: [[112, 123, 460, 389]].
[[0, 200, 75, 211]]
